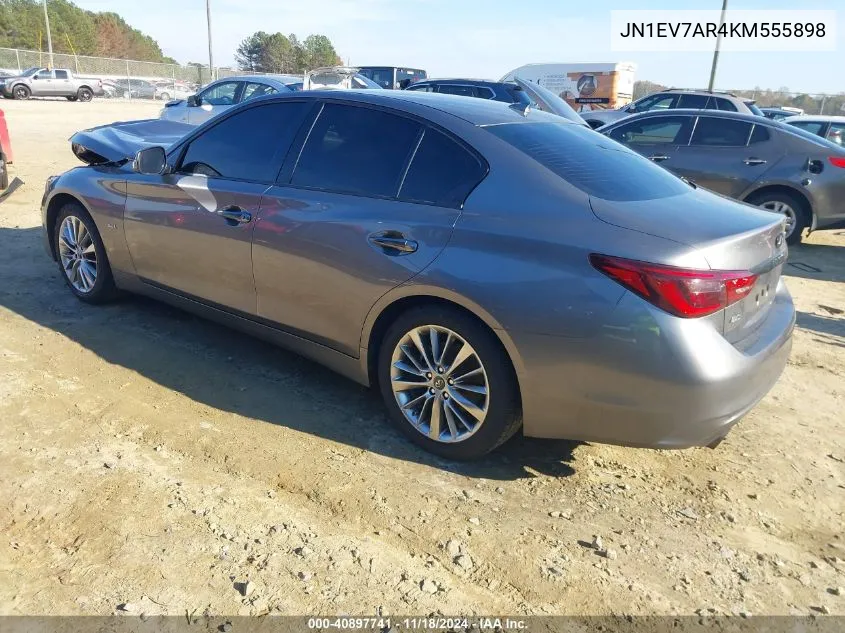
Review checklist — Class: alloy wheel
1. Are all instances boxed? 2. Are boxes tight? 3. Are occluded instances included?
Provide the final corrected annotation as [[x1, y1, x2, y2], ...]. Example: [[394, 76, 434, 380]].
[[760, 200, 796, 237], [58, 215, 98, 293], [390, 325, 489, 443]]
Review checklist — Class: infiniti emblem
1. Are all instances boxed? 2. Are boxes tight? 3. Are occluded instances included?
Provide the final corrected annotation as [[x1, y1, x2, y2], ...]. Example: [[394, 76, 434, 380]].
[[775, 233, 784, 248]]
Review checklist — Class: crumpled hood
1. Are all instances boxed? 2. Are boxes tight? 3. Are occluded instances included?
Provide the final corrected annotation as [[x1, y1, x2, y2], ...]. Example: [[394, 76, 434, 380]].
[[70, 118, 194, 165]]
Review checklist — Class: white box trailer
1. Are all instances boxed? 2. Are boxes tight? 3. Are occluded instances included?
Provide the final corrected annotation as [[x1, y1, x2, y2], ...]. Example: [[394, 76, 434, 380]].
[[501, 62, 636, 112]]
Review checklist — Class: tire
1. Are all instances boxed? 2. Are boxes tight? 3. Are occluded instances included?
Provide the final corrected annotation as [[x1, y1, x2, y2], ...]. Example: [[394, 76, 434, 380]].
[[746, 190, 810, 245], [53, 203, 117, 304], [12, 84, 30, 100], [159, 92, 170, 101], [77, 87, 93, 102], [0, 152, 8, 191], [66, 95, 78, 101], [377, 305, 522, 460]]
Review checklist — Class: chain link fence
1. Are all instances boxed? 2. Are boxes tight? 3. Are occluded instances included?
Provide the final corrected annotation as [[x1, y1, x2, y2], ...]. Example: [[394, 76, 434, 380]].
[[0, 46, 292, 99]]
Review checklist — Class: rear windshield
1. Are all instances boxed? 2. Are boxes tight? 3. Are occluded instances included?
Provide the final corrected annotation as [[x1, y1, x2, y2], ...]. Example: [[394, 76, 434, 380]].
[[487, 122, 691, 201], [746, 102, 764, 117]]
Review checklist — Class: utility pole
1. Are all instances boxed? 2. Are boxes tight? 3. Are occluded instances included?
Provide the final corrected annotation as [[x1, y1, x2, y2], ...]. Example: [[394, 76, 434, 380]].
[[42, 0, 54, 68], [707, 0, 728, 92], [206, 0, 214, 82]]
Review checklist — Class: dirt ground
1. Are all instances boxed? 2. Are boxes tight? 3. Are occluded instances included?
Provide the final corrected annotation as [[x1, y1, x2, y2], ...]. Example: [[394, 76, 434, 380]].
[[0, 98, 843, 618]]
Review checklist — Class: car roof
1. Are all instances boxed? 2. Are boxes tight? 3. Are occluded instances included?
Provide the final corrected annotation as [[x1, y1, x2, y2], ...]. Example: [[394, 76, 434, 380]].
[[784, 115, 845, 123], [413, 78, 516, 87], [612, 108, 764, 123], [250, 89, 566, 126], [658, 89, 749, 101]]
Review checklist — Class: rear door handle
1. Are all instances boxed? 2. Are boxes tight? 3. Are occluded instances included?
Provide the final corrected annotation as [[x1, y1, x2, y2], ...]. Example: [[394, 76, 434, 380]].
[[649, 154, 670, 162], [219, 205, 252, 224], [368, 233, 418, 254], [743, 157, 767, 166]]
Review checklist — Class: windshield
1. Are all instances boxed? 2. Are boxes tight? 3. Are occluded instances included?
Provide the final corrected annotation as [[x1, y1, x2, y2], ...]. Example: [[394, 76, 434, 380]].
[[487, 121, 691, 201], [747, 103, 765, 117], [21, 67, 41, 77]]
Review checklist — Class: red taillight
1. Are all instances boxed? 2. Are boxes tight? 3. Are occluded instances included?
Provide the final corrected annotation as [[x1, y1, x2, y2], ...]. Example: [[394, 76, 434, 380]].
[[590, 254, 757, 318], [828, 156, 845, 168]]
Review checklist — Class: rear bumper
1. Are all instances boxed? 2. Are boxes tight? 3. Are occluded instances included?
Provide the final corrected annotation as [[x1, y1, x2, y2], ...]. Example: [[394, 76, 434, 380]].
[[517, 280, 795, 448]]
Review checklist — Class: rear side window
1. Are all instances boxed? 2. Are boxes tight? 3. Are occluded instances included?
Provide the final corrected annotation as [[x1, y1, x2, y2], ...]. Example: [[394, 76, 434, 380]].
[[691, 117, 752, 146], [677, 94, 709, 109], [292, 103, 421, 197], [473, 86, 495, 99], [488, 122, 690, 201], [438, 84, 475, 97], [399, 129, 486, 208], [406, 84, 434, 92], [749, 125, 771, 144], [609, 116, 691, 145], [55, 70, 69, 79], [714, 98, 738, 112], [788, 121, 825, 136], [179, 101, 309, 182]]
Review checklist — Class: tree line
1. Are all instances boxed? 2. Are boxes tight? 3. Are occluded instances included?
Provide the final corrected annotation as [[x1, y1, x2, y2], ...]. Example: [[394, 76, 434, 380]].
[[0, 0, 174, 62], [235, 32, 341, 74]]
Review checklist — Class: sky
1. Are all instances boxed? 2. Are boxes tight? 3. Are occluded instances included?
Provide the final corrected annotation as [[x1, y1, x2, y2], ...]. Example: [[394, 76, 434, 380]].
[[71, 0, 843, 94]]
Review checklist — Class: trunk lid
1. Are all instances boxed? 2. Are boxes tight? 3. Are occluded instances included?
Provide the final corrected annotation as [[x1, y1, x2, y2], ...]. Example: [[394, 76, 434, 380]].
[[70, 118, 193, 165], [590, 189, 788, 341]]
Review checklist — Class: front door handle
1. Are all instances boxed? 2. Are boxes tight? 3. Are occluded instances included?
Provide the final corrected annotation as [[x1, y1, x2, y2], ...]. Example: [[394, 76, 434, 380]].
[[743, 157, 767, 166], [368, 233, 418, 254], [219, 205, 252, 224], [649, 154, 670, 162]]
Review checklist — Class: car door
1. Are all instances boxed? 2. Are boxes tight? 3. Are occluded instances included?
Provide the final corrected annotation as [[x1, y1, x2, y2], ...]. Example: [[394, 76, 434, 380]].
[[605, 114, 693, 165], [253, 101, 487, 356], [188, 80, 243, 125], [670, 117, 783, 198], [31, 68, 52, 96], [53, 69, 72, 95], [124, 100, 310, 313]]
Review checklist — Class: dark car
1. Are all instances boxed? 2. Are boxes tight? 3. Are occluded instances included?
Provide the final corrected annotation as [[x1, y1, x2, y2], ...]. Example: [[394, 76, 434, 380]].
[[406, 77, 586, 125], [112, 78, 157, 99], [600, 109, 845, 243], [42, 91, 794, 459]]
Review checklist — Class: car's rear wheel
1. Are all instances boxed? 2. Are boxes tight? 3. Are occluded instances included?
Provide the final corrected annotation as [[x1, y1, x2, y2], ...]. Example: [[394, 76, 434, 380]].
[[747, 191, 809, 245], [159, 92, 170, 101], [378, 305, 522, 460], [77, 87, 93, 102], [13, 84, 30, 100], [54, 203, 116, 303]]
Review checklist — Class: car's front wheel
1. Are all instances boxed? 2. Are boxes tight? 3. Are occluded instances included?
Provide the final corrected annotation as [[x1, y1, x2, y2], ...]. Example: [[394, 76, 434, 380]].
[[53, 203, 116, 303], [378, 305, 522, 460], [12, 84, 30, 100]]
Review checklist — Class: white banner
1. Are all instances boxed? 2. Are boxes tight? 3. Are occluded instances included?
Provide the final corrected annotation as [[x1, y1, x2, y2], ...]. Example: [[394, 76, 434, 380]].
[[611, 10, 837, 52]]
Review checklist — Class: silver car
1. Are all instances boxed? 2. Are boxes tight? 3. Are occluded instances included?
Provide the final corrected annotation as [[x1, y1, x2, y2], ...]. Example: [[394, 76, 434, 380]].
[[42, 91, 794, 459], [159, 75, 299, 125]]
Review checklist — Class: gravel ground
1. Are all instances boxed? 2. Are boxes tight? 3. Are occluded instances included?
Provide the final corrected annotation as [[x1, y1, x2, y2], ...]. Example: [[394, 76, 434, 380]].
[[0, 98, 843, 617]]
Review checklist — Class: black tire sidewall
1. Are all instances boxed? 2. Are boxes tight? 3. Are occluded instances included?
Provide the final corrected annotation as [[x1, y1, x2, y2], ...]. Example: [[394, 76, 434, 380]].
[[14, 85, 30, 100], [749, 191, 809, 245], [53, 204, 115, 303], [377, 305, 521, 460], [78, 88, 93, 102]]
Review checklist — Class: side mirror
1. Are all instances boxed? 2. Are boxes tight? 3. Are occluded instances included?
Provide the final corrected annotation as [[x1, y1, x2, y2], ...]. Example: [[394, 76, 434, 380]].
[[133, 146, 168, 175], [186, 94, 199, 107]]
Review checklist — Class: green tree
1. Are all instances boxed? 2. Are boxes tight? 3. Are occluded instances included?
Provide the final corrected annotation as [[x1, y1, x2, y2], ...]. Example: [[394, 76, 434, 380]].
[[258, 32, 295, 73], [235, 31, 270, 72]]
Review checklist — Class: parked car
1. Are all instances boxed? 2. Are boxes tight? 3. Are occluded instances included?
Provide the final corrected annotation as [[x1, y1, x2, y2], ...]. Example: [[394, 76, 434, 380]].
[[42, 91, 794, 458], [302, 67, 382, 90], [783, 115, 845, 147], [357, 66, 427, 89], [406, 77, 586, 125], [599, 109, 845, 243], [761, 107, 804, 121], [151, 80, 193, 102], [581, 89, 763, 129], [0, 108, 13, 190], [159, 75, 295, 125], [108, 78, 157, 99], [0, 67, 104, 101]]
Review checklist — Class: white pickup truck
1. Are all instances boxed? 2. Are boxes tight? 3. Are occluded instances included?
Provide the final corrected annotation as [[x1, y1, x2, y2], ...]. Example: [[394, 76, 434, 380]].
[[0, 67, 104, 102]]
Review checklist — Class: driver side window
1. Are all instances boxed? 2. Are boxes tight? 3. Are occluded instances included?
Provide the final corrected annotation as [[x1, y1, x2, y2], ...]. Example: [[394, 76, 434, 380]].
[[36, 69, 52, 79], [610, 116, 691, 145], [632, 94, 678, 113], [199, 81, 241, 106]]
